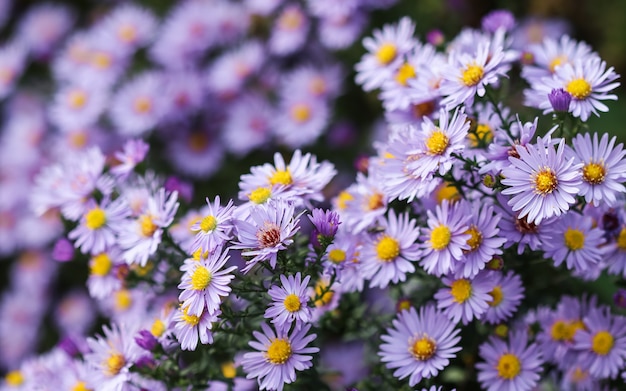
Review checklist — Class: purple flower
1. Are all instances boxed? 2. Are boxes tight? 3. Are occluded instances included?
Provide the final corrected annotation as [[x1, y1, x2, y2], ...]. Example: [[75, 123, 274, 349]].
[[308, 208, 341, 241], [426, 29, 445, 46], [135, 329, 158, 351], [483, 271, 525, 324], [435, 271, 495, 325], [481, 10, 516, 33], [548, 88, 572, 112], [264, 273, 312, 331], [614, 289, 626, 309], [52, 238, 74, 262]]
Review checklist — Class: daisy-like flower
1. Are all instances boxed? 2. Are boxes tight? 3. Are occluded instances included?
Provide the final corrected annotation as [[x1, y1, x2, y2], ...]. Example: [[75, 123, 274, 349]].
[[573, 306, 626, 379], [572, 132, 626, 206], [173, 305, 221, 351], [17, 3, 74, 59], [165, 126, 225, 180], [241, 323, 319, 391], [440, 34, 510, 109], [222, 94, 274, 157], [178, 247, 237, 316], [268, 4, 310, 56], [419, 200, 471, 277], [355, 17, 417, 91], [264, 273, 312, 331], [476, 330, 544, 391], [483, 271, 525, 324], [521, 35, 593, 83], [541, 212, 605, 272], [360, 210, 421, 288], [110, 139, 150, 180], [434, 271, 495, 325], [86, 247, 124, 300], [339, 172, 389, 234], [190, 196, 235, 253], [117, 188, 179, 267], [273, 96, 330, 148], [68, 197, 129, 255], [501, 137, 582, 225], [0, 41, 28, 99], [98, 3, 157, 53], [320, 230, 364, 293], [378, 305, 461, 387], [231, 199, 301, 273]]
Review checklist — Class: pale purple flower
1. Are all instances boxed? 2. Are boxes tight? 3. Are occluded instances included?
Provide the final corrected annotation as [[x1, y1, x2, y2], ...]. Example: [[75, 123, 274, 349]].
[[110, 139, 150, 180], [173, 306, 220, 351], [265, 273, 312, 331], [435, 271, 495, 325], [190, 196, 235, 253], [483, 271, 525, 324], [547, 88, 572, 112], [268, 4, 310, 56], [68, 197, 130, 255], [481, 10, 515, 33]]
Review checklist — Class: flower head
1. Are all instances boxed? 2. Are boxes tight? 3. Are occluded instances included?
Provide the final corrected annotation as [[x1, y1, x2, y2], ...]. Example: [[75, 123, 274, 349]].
[[265, 273, 312, 331]]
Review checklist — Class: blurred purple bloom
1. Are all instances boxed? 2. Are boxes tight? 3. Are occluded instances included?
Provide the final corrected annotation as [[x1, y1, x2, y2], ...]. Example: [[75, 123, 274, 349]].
[[548, 88, 572, 112]]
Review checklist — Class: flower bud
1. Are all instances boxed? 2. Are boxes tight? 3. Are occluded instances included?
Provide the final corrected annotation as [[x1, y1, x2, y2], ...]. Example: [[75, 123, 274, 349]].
[[548, 88, 572, 113], [135, 329, 158, 351]]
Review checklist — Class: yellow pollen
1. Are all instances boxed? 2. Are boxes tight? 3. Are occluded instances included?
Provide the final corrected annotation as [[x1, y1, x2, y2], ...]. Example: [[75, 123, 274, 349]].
[[5, 370, 23, 386], [182, 306, 200, 326], [488, 286, 503, 307], [85, 207, 107, 230], [435, 183, 460, 204], [105, 353, 125, 376], [290, 104, 311, 123], [494, 324, 508, 338], [549, 55, 567, 73], [464, 225, 483, 251], [564, 228, 585, 251], [221, 362, 237, 379], [133, 97, 152, 114], [151, 319, 166, 337], [68, 90, 88, 109], [314, 280, 334, 307], [192, 248, 209, 261], [397, 298, 412, 312], [566, 78, 592, 99], [278, 8, 303, 30], [450, 279, 472, 303], [283, 294, 301, 312], [191, 266, 212, 290], [132, 261, 153, 276], [395, 63, 416, 86], [534, 168, 558, 195], [367, 192, 384, 211], [114, 290, 132, 310], [550, 319, 582, 342], [249, 187, 272, 204], [69, 130, 88, 148], [90, 253, 113, 276], [582, 162, 606, 185], [328, 248, 347, 264], [469, 123, 493, 146], [591, 330, 614, 355], [91, 52, 112, 69], [140, 215, 158, 237], [410, 336, 436, 360], [266, 338, 292, 364], [461, 64, 484, 87], [571, 367, 588, 382], [376, 43, 397, 65], [617, 228, 626, 250], [72, 381, 91, 391], [270, 169, 293, 186], [376, 235, 400, 262], [430, 225, 451, 251], [426, 129, 449, 155], [337, 190, 354, 210], [118, 25, 137, 43], [497, 353, 521, 379], [200, 215, 217, 232]]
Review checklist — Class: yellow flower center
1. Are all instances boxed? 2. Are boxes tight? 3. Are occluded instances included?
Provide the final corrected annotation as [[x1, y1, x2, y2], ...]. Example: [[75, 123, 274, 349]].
[[278, 8, 303, 30], [497, 353, 521, 380], [494, 324, 508, 338], [191, 266, 212, 290], [450, 278, 472, 303], [395, 63, 416, 86], [290, 104, 311, 123], [591, 330, 614, 355], [309, 77, 327, 95], [182, 306, 200, 326], [425, 129, 449, 155], [617, 228, 626, 250], [85, 207, 107, 230], [140, 215, 158, 237], [367, 193, 384, 211], [283, 294, 301, 312], [461, 64, 484, 87], [430, 225, 451, 251], [69, 130, 89, 148], [151, 319, 166, 337], [336, 190, 353, 210], [469, 123, 493, 146], [550, 320, 583, 342], [187, 132, 209, 153], [68, 89, 88, 109], [571, 367, 588, 383], [410, 336, 436, 360], [266, 338, 292, 364], [534, 168, 558, 195], [91, 52, 112, 69], [72, 381, 91, 391], [548, 55, 567, 73], [376, 43, 397, 65], [200, 215, 217, 232], [5, 370, 23, 386], [464, 225, 483, 251], [221, 362, 237, 379], [133, 97, 152, 114], [249, 187, 271, 204], [488, 286, 503, 306], [582, 162, 605, 185], [118, 24, 137, 43], [566, 78, 592, 99], [104, 353, 125, 376], [564, 228, 585, 251], [114, 290, 132, 310], [313, 280, 334, 307], [328, 248, 347, 264], [90, 253, 113, 276], [435, 183, 460, 204], [270, 169, 293, 186], [376, 236, 400, 262]]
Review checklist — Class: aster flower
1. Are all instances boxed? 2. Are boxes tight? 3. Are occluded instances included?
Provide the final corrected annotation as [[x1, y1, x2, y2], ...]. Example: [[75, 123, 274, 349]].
[[98, 4, 157, 53], [18, 4, 74, 59], [521, 35, 593, 83], [87, 248, 125, 300], [190, 196, 235, 254], [541, 212, 605, 272], [173, 306, 220, 351], [178, 247, 237, 316], [572, 132, 626, 206], [434, 271, 495, 325], [483, 271, 525, 324], [273, 96, 330, 148], [573, 306, 626, 379], [68, 197, 129, 255], [309, 273, 342, 322], [269, 4, 310, 56], [360, 210, 421, 288], [481, 9, 515, 33], [161, 71, 206, 123], [378, 305, 461, 387], [476, 330, 544, 391], [110, 139, 149, 180], [501, 137, 582, 225], [308, 208, 340, 244], [231, 199, 301, 273], [264, 273, 312, 331], [241, 323, 319, 391], [419, 200, 471, 277], [205, 41, 264, 98], [0, 42, 27, 99], [320, 230, 364, 293], [165, 126, 225, 180], [222, 94, 274, 157], [547, 88, 572, 112]]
